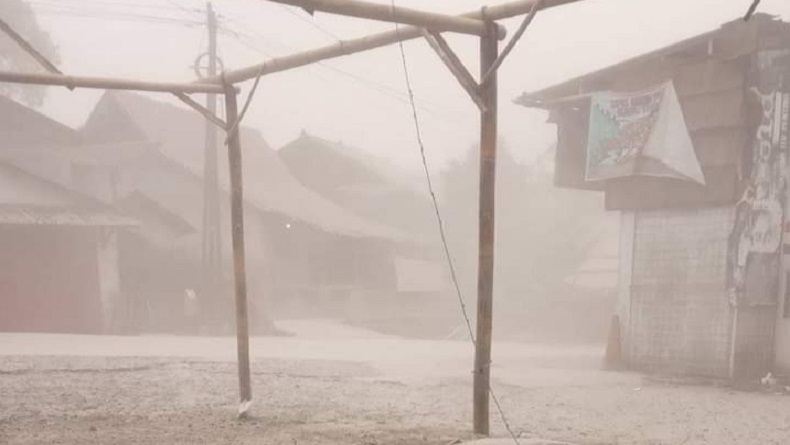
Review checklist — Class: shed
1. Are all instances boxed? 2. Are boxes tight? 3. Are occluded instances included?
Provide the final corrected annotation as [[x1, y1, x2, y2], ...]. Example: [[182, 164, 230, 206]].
[[517, 14, 790, 380]]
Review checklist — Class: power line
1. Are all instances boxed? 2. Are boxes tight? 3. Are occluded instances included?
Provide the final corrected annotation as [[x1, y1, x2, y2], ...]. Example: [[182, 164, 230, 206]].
[[216, 20, 469, 127], [26, 0, 203, 26], [31, 0, 190, 12], [26, 2, 202, 26], [390, 2, 521, 444], [163, 0, 204, 18], [275, 4, 342, 42]]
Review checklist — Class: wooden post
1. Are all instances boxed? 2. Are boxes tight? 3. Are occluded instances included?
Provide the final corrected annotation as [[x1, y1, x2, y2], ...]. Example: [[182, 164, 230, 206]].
[[473, 20, 499, 437], [223, 86, 253, 417], [202, 2, 223, 331]]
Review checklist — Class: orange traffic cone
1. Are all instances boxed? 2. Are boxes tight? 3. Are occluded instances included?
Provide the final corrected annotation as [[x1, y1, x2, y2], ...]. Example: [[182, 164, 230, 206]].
[[604, 314, 623, 370]]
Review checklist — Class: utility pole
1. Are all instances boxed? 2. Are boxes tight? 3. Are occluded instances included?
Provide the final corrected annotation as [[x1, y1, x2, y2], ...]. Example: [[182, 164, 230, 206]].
[[223, 85, 253, 416], [473, 21, 499, 436], [201, 2, 223, 329]]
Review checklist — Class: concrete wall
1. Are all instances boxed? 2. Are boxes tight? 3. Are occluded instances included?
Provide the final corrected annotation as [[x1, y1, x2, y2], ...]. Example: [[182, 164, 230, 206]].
[[625, 207, 734, 378]]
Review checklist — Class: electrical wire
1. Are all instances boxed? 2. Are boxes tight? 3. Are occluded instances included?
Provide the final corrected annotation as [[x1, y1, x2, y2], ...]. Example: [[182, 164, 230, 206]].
[[25, 0, 203, 26], [275, 4, 342, 42], [216, 21, 470, 127], [390, 1, 522, 443], [26, 6, 202, 26]]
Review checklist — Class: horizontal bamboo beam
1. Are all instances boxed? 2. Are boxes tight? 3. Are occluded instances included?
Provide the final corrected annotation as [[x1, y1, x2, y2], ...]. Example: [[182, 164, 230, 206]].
[[216, 0, 583, 85], [0, 70, 228, 94], [266, 0, 506, 38]]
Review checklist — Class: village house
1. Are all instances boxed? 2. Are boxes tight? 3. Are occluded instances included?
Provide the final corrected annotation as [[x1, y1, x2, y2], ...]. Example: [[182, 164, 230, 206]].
[[517, 14, 790, 381], [0, 96, 131, 334], [278, 131, 451, 335], [80, 92, 419, 331]]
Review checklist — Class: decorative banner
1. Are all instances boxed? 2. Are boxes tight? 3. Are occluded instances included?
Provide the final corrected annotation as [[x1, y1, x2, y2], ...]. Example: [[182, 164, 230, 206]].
[[585, 81, 705, 184]]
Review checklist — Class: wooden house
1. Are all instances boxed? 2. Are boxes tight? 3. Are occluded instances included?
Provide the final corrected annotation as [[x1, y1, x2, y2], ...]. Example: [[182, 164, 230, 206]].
[[517, 14, 790, 380], [0, 96, 131, 333]]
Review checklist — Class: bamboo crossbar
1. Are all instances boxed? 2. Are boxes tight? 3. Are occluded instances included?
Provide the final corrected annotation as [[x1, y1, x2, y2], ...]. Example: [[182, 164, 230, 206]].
[[0, 70, 227, 94], [264, 0, 506, 38], [216, 0, 583, 85]]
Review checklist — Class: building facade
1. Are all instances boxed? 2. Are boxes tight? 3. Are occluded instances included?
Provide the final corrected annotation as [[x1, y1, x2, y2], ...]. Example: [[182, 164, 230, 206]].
[[518, 15, 790, 380]]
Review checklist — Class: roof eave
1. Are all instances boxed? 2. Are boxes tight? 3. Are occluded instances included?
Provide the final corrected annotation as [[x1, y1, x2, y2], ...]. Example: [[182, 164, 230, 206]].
[[515, 14, 782, 107]]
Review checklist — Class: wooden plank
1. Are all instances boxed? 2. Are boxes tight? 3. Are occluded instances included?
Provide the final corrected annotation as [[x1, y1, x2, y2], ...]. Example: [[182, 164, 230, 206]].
[[604, 165, 740, 211], [692, 127, 746, 166], [673, 59, 745, 98], [265, 0, 505, 38], [681, 88, 744, 132]]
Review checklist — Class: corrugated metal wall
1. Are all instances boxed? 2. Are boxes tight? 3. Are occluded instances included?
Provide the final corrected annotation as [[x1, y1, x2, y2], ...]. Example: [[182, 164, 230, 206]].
[[628, 207, 734, 377]]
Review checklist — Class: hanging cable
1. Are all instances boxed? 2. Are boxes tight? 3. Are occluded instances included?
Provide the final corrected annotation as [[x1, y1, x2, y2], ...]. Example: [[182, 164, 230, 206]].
[[275, 4, 342, 42], [389, 1, 522, 443]]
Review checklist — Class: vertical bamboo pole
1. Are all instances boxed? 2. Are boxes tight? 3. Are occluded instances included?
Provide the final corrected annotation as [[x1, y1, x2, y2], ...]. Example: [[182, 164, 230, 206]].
[[223, 86, 253, 416], [201, 2, 223, 329], [473, 20, 499, 437]]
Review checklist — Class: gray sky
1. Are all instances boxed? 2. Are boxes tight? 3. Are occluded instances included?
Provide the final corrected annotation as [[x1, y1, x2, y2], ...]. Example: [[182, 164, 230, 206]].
[[28, 0, 790, 172]]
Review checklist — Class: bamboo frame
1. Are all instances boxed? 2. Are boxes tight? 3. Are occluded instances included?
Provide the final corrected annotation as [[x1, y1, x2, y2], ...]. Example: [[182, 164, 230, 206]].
[[0, 0, 590, 432], [480, 0, 543, 86], [214, 0, 582, 85], [265, 0, 506, 38]]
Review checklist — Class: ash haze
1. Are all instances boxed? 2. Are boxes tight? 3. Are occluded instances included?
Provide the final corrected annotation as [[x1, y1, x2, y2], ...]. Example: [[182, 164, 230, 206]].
[[6, 1, 790, 444], [34, 0, 790, 170]]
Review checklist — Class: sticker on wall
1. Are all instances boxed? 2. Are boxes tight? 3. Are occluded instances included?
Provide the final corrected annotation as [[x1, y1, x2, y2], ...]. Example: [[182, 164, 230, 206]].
[[730, 87, 789, 293]]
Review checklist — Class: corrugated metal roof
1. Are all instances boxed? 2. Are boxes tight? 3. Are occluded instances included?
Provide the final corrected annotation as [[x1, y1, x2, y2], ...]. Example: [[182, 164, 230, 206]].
[[0, 206, 136, 227], [84, 92, 407, 241]]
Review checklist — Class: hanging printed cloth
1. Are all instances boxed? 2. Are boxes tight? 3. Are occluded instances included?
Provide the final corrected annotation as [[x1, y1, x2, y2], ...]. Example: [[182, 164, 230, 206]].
[[585, 81, 705, 184]]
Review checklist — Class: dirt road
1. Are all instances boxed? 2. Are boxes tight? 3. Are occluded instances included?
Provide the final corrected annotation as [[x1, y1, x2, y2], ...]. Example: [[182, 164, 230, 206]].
[[1, 320, 789, 444]]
